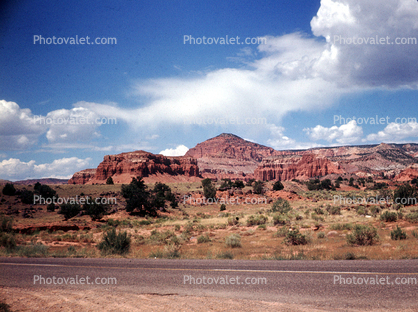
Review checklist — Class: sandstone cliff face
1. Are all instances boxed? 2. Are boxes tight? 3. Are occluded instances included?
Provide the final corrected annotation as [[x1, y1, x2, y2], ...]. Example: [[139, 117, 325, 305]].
[[185, 133, 276, 180], [68, 151, 200, 184], [68, 169, 96, 184], [254, 154, 343, 181], [395, 164, 418, 181]]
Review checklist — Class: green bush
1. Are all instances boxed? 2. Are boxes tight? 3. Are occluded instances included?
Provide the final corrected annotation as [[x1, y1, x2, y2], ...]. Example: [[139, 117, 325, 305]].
[[284, 229, 308, 246], [274, 226, 290, 238], [273, 213, 289, 226], [202, 179, 216, 200], [37, 184, 57, 199], [83, 197, 110, 221], [380, 211, 397, 222], [246, 215, 268, 226], [273, 180, 284, 191], [20, 189, 34, 204], [97, 228, 131, 255], [197, 235, 211, 244], [391, 226, 407, 240], [330, 223, 352, 231], [412, 230, 418, 239], [257, 224, 266, 230], [326, 205, 341, 215], [225, 234, 241, 248], [406, 212, 418, 223], [106, 177, 114, 185], [227, 216, 239, 226], [220, 204, 226, 211], [271, 198, 292, 214], [58, 203, 81, 220], [346, 225, 379, 246], [252, 181, 264, 194], [2, 183, 16, 196], [394, 183, 417, 206], [0, 214, 13, 233], [16, 243, 48, 257], [216, 251, 234, 259], [0, 233, 16, 250], [0, 300, 12, 312], [317, 232, 325, 239]]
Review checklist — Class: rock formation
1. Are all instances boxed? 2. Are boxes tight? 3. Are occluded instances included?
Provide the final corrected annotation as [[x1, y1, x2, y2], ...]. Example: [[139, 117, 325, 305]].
[[185, 133, 276, 180], [68, 169, 96, 184], [254, 154, 343, 181], [68, 151, 200, 184]]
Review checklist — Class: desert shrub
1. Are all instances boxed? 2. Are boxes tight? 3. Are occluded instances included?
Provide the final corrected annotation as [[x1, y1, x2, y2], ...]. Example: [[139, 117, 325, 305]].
[[17, 243, 48, 257], [0, 300, 12, 312], [344, 252, 356, 260], [83, 197, 110, 221], [346, 225, 379, 246], [370, 206, 381, 215], [246, 215, 268, 226], [47, 203, 56, 212], [97, 228, 131, 255], [406, 212, 418, 223], [2, 183, 16, 196], [37, 184, 57, 199], [311, 213, 324, 222], [356, 207, 368, 216], [20, 189, 34, 204], [271, 198, 292, 214], [273, 213, 289, 226], [313, 207, 325, 215], [397, 212, 404, 220], [233, 180, 245, 189], [0, 233, 16, 250], [258, 224, 266, 230], [106, 177, 114, 185], [326, 205, 341, 215], [220, 204, 226, 211], [274, 226, 290, 237], [284, 229, 308, 246], [58, 203, 81, 220], [148, 230, 175, 245], [0, 214, 13, 233], [295, 214, 303, 221], [317, 232, 325, 239], [197, 235, 211, 244], [227, 216, 239, 226], [149, 244, 180, 259], [380, 211, 397, 222], [273, 180, 284, 191], [174, 224, 181, 231], [391, 226, 407, 240], [216, 251, 234, 259], [412, 230, 418, 239], [394, 183, 417, 206], [225, 234, 241, 248], [252, 180, 264, 194]]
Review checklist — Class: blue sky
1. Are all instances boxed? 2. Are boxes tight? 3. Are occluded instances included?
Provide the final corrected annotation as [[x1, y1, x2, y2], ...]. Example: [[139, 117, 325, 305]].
[[1, 0, 418, 180]]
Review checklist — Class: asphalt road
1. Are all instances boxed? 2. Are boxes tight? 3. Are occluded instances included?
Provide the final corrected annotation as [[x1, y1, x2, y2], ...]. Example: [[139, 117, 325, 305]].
[[1, 258, 418, 311]]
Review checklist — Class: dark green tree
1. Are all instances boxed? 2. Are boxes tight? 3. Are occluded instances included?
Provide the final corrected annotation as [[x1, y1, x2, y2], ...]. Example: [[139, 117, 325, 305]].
[[272, 180, 284, 191], [2, 183, 16, 196], [106, 177, 114, 185], [121, 177, 155, 216]]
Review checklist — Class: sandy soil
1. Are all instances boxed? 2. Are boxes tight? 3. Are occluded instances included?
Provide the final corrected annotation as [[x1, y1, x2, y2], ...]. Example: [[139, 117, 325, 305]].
[[0, 287, 328, 312]]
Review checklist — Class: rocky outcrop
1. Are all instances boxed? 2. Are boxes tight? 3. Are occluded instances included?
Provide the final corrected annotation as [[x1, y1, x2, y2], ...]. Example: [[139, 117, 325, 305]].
[[185, 133, 276, 180], [68, 169, 96, 184], [254, 154, 343, 181], [68, 151, 200, 184], [395, 164, 418, 181]]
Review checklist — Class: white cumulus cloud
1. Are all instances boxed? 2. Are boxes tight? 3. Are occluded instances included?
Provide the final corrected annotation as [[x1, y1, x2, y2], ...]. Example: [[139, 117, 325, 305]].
[[159, 145, 189, 156], [304, 120, 363, 144], [0, 157, 91, 181]]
